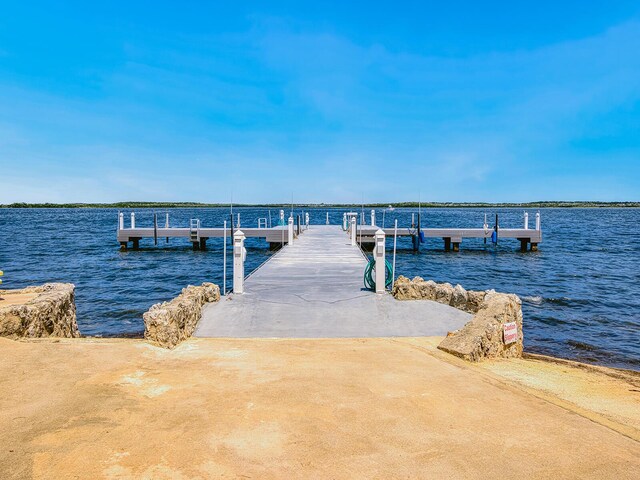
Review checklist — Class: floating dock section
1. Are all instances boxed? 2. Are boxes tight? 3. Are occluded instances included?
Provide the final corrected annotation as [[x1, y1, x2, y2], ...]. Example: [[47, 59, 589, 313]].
[[116, 211, 303, 251], [356, 226, 541, 252], [116, 209, 542, 252]]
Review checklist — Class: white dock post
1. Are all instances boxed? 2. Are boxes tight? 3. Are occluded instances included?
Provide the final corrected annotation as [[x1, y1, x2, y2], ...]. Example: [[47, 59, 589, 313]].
[[288, 216, 294, 244], [279, 209, 285, 226], [343, 213, 347, 231], [374, 229, 386, 294], [165, 213, 169, 228], [233, 230, 246, 294], [326, 212, 329, 225], [350, 216, 357, 246], [118, 212, 124, 230], [536, 211, 541, 230], [305, 212, 309, 228], [237, 213, 240, 228], [130, 212, 135, 228], [524, 212, 529, 229], [370, 209, 375, 226]]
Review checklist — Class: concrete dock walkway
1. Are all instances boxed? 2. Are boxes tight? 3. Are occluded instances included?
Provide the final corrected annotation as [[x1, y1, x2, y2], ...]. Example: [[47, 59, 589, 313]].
[[195, 225, 470, 338]]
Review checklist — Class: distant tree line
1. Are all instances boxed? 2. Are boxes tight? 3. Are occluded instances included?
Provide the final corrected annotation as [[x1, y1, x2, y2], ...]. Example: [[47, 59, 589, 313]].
[[1, 201, 639, 209]]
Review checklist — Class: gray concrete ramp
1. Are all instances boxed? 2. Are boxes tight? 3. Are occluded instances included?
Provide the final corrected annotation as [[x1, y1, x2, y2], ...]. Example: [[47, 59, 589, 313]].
[[195, 225, 470, 338]]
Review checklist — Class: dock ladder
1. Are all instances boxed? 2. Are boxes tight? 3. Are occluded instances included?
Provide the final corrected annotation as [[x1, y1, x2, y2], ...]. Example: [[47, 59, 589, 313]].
[[189, 219, 200, 242]]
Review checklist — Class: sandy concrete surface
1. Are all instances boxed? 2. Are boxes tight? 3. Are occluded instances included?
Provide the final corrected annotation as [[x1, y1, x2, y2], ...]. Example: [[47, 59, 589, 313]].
[[0, 292, 38, 307], [1, 336, 639, 479], [409, 337, 640, 441], [479, 352, 640, 439]]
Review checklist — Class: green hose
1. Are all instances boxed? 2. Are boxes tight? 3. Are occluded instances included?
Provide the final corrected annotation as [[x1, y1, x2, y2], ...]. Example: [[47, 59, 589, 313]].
[[364, 257, 393, 290]]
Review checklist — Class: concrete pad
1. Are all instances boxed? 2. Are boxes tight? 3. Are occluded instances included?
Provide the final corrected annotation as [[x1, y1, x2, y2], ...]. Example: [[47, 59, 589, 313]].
[[1, 337, 639, 479]]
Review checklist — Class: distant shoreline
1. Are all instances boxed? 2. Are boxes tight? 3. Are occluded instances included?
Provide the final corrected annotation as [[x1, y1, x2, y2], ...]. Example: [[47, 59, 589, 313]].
[[1, 201, 639, 209]]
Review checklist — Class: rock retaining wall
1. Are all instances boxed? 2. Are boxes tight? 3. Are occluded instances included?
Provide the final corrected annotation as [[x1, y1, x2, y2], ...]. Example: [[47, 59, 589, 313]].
[[437, 291, 523, 361], [392, 276, 489, 313], [143, 282, 220, 349], [392, 276, 523, 361], [0, 283, 79, 338]]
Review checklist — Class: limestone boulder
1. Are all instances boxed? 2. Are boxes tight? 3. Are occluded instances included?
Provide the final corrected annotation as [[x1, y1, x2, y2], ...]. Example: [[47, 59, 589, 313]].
[[450, 284, 468, 310], [143, 282, 220, 349], [0, 283, 79, 338], [391, 276, 421, 300], [434, 283, 454, 305], [416, 279, 437, 301], [437, 292, 523, 362], [465, 290, 487, 313]]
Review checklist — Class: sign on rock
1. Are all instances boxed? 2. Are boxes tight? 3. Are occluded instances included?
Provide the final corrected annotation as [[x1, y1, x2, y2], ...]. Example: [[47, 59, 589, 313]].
[[503, 322, 518, 345]]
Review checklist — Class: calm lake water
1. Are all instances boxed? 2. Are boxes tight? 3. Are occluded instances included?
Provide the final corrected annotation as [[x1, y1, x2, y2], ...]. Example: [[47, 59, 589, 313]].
[[1, 207, 638, 371]]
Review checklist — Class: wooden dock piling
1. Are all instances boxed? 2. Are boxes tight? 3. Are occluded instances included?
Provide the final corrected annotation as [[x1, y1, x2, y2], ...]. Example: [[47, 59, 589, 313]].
[[519, 238, 528, 252]]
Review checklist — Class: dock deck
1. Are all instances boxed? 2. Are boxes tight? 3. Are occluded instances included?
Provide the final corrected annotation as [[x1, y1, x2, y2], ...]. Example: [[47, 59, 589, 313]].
[[118, 225, 291, 250], [357, 225, 542, 251], [195, 225, 470, 338], [116, 209, 543, 252]]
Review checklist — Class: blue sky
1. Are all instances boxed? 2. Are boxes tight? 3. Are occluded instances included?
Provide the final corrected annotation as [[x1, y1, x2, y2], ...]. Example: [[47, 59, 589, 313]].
[[1, 1, 639, 203]]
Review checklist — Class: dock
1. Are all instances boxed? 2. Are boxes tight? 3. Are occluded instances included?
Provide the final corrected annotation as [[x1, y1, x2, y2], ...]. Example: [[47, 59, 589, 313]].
[[194, 225, 471, 338], [352, 210, 542, 252], [116, 209, 543, 252], [116, 211, 299, 251], [357, 226, 542, 251]]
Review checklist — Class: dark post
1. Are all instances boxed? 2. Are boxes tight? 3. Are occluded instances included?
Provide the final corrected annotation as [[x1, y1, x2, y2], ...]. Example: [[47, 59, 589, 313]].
[[230, 214, 235, 245], [519, 238, 528, 252], [153, 213, 158, 246], [416, 213, 421, 252], [443, 237, 451, 252]]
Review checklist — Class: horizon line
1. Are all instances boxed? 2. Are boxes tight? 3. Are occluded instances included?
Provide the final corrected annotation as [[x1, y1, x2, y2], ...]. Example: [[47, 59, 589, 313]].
[[2, 201, 640, 209]]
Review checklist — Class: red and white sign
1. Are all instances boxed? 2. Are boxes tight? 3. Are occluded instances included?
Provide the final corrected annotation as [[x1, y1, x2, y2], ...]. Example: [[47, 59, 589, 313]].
[[503, 322, 518, 344]]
